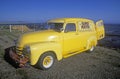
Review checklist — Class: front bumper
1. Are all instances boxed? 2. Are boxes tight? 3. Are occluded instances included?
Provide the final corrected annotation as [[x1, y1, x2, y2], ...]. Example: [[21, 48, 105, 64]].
[[9, 47, 29, 67]]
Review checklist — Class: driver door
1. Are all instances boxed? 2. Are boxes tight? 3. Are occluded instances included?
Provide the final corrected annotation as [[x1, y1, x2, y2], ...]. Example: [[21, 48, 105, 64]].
[[63, 23, 80, 55]]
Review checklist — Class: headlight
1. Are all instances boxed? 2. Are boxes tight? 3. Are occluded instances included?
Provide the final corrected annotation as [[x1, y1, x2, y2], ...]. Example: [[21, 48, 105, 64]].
[[26, 46, 31, 53], [23, 46, 31, 55]]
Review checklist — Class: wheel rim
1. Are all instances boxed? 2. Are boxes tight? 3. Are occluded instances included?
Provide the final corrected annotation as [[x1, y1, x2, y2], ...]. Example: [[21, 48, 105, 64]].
[[43, 56, 53, 68], [90, 46, 94, 52]]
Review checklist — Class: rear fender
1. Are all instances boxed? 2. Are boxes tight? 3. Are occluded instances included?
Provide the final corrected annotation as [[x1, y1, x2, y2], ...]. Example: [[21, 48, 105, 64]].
[[86, 36, 97, 50], [29, 42, 62, 65]]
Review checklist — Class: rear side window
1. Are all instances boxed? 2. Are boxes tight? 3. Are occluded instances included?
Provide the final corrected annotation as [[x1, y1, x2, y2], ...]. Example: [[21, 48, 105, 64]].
[[65, 23, 76, 32], [81, 22, 90, 29], [79, 22, 91, 31]]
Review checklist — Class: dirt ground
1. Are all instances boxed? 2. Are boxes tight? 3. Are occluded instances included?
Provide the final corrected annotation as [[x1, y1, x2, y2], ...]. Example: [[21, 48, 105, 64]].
[[0, 46, 120, 79], [0, 30, 120, 79]]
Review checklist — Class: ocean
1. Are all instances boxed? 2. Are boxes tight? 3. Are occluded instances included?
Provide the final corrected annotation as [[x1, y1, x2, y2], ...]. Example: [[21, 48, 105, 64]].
[[105, 24, 120, 35], [99, 24, 120, 49]]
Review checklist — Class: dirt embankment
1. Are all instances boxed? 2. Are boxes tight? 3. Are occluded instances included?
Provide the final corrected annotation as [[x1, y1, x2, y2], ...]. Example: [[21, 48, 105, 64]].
[[0, 46, 120, 79]]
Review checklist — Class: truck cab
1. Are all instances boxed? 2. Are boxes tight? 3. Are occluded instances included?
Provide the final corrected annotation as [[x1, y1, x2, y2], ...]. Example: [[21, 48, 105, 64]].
[[8, 18, 105, 70]]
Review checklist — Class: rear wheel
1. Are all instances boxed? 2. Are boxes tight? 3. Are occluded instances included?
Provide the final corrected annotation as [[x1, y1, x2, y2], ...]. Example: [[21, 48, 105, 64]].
[[87, 46, 95, 53], [37, 52, 55, 70], [89, 46, 95, 52]]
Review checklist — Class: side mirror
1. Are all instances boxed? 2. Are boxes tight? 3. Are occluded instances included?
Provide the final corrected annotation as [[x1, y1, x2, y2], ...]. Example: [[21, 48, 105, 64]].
[[60, 28, 64, 32]]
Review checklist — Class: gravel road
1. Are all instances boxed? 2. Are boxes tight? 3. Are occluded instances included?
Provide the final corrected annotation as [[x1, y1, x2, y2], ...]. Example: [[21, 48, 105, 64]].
[[0, 46, 120, 79]]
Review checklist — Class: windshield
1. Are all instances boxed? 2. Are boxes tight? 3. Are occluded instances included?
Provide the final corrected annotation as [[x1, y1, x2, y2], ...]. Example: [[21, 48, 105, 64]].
[[48, 23, 63, 31]]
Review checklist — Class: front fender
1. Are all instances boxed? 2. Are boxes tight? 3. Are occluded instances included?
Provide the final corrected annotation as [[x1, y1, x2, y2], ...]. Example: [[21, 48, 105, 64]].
[[29, 42, 62, 65]]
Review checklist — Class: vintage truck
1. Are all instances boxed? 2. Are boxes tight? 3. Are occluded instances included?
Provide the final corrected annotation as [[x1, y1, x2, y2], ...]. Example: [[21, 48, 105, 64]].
[[7, 18, 105, 70]]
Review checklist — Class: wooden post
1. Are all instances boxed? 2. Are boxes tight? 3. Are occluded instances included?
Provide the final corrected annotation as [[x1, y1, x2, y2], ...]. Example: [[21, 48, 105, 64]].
[[9, 25, 12, 32]]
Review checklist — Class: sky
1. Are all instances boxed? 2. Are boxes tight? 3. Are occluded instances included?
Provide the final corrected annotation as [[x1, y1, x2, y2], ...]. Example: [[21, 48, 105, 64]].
[[0, 0, 120, 24]]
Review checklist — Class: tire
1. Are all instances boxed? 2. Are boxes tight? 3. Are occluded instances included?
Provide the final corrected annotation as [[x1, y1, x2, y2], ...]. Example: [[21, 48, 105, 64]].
[[36, 52, 55, 70], [86, 46, 95, 53], [89, 46, 95, 52]]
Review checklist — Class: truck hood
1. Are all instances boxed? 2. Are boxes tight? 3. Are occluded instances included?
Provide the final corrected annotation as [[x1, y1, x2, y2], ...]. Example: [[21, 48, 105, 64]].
[[17, 30, 61, 50]]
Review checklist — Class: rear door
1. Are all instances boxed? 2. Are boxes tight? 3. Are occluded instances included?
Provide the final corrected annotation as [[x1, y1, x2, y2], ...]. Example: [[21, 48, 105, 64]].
[[96, 20, 105, 40]]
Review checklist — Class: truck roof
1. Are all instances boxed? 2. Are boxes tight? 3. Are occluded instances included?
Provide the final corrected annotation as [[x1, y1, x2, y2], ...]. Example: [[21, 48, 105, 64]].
[[48, 18, 94, 23]]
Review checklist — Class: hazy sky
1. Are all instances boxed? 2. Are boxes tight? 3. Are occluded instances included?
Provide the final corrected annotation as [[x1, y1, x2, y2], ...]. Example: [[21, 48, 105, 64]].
[[0, 0, 120, 23]]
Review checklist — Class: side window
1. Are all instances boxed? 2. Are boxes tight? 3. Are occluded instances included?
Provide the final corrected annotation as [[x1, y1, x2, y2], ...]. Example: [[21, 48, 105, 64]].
[[79, 22, 91, 31], [65, 23, 76, 32]]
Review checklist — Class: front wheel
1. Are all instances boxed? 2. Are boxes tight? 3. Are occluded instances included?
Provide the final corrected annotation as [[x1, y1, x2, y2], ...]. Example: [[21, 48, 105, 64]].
[[36, 52, 55, 70]]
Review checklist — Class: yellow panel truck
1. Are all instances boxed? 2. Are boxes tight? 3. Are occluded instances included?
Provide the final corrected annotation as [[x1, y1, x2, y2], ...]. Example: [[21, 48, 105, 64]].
[[6, 18, 105, 70]]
